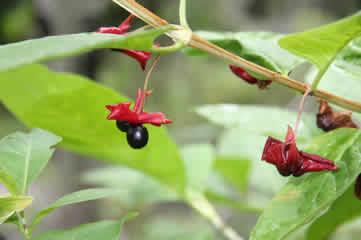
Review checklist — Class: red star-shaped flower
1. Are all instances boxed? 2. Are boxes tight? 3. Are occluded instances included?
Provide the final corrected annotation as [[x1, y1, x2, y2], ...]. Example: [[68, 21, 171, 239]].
[[106, 88, 172, 127], [262, 126, 338, 177], [97, 14, 152, 70], [229, 65, 272, 89]]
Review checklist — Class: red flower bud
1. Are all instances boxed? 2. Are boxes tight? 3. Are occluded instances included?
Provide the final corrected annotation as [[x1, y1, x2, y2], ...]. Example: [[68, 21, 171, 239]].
[[96, 14, 152, 71], [106, 88, 172, 127], [229, 65, 272, 89], [262, 126, 339, 177]]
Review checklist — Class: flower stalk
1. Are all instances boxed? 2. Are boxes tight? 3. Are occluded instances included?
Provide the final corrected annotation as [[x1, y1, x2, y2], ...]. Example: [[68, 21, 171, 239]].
[[112, 0, 361, 114]]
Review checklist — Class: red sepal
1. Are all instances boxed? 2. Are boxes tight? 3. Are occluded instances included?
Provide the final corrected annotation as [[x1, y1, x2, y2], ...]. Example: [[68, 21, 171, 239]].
[[106, 88, 172, 127], [96, 14, 152, 71], [262, 126, 338, 177], [229, 65, 272, 89]]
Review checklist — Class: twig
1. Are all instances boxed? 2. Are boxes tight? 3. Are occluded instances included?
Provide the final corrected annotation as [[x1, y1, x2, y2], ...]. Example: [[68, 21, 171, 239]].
[[112, 0, 361, 114], [187, 192, 244, 240]]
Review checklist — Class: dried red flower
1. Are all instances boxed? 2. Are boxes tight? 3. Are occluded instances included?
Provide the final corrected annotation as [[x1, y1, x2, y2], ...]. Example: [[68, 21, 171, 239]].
[[106, 88, 172, 127], [317, 99, 359, 131], [262, 126, 339, 177], [229, 65, 272, 89], [97, 14, 152, 70]]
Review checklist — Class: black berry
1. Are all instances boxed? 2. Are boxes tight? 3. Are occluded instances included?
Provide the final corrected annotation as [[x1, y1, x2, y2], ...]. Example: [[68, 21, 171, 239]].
[[116, 120, 131, 132], [126, 125, 148, 149]]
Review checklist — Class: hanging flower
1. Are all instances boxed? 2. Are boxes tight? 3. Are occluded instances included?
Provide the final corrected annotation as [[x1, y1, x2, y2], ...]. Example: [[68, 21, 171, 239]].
[[317, 99, 359, 131], [97, 14, 152, 70], [229, 65, 272, 89], [262, 126, 339, 177], [106, 88, 172, 126], [106, 88, 172, 149]]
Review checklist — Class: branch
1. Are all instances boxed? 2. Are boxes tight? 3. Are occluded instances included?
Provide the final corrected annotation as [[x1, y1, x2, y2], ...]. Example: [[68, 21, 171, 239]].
[[112, 0, 361, 114]]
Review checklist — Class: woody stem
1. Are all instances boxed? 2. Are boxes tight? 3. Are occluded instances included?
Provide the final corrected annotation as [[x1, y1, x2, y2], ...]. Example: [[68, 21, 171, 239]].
[[112, 0, 361, 114], [294, 87, 311, 137], [137, 54, 161, 113]]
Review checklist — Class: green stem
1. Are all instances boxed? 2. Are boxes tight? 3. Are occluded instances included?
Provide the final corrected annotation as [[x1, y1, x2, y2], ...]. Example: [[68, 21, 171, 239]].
[[187, 191, 244, 240], [17, 211, 30, 238], [179, 0, 190, 29], [310, 56, 336, 92], [151, 39, 186, 53]]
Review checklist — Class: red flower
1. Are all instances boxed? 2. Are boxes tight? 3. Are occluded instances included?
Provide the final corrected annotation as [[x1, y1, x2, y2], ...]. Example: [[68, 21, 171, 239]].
[[97, 14, 151, 70], [229, 65, 272, 89], [106, 88, 172, 127], [317, 99, 359, 132], [262, 126, 338, 177]]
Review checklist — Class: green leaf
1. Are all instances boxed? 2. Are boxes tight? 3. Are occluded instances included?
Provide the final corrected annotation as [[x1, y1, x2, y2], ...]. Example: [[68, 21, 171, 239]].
[[214, 156, 251, 193], [306, 183, 361, 240], [29, 188, 123, 233], [0, 64, 185, 193], [141, 219, 214, 240], [82, 167, 178, 208], [182, 144, 215, 193], [185, 31, 303, 75], [0, 128, 61, 194], [0, 27, 170, 73], [27, 219, 127, 240], [0, 170, 18, 195], [304, 38, 361, 113], [250, 128, 361, 240], [0, 195, 32, 224], [279, 12, 361, 70], [196, 104, 322, 142]]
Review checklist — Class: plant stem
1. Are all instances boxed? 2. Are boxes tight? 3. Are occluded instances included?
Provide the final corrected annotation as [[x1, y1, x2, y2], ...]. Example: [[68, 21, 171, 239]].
[[111, 0, 361, 114], [17, 211, 30, 238], [137, 54, 161, 113], [187, 192, 244, 240], [179, 0, 190, 29], [143, 54, 161, 94], [294, 87, 311, 137]]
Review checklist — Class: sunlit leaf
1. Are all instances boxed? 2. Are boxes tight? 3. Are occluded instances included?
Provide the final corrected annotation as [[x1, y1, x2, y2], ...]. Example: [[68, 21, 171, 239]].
[[0, 195, 32, 224], [279, 11, 361, 70], [0, 27, 169, 73]]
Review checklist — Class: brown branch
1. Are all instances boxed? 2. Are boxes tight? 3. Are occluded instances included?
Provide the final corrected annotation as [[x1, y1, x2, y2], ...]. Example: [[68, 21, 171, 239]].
[[112, 0, 361, 114]]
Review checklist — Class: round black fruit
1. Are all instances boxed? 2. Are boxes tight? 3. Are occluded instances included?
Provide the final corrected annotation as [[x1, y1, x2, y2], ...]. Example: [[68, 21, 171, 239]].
[[116, 120, 131, 132], [126, 125, 149, 149]]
